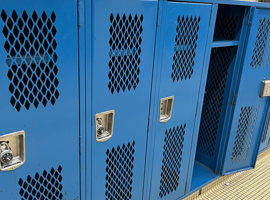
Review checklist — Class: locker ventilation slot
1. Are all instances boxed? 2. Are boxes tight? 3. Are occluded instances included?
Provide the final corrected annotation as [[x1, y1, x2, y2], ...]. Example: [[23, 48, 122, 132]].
[[214, 15, 239, 40], [197, 47, 233, 158], [105, 141, 135, 200], [171, 16, 200, 82], [251, 18, 270, 68], [108, 13, 143, 94], [1, 10, 59, 112], [159, 124, 186, 198], [231, 106, 258, 162], [262, 112, 270, 143], [18, 165, 63, 200]]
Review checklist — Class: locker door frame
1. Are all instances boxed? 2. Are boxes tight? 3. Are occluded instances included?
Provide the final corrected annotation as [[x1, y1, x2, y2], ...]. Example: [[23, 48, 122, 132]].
[[221, 7, 270, 175], [143, 1, 213, 199]]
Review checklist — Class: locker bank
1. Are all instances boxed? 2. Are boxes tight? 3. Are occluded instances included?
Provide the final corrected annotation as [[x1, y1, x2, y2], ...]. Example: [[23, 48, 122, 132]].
[[0, 0, 270, 199]]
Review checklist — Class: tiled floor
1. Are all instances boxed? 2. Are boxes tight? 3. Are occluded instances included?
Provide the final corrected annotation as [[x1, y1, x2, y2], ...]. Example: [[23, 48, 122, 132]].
[[185, 149, 270, 200]]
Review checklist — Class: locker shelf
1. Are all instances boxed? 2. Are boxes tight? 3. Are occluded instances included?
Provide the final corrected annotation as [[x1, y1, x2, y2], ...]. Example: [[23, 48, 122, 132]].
[[212, 40, 239, 48]]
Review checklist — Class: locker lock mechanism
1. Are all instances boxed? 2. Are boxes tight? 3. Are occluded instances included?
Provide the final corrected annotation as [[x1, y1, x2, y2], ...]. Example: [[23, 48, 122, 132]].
[[0, 131, 25, 171], [95, 110, 115, 142], [0, 142, 13, 164]]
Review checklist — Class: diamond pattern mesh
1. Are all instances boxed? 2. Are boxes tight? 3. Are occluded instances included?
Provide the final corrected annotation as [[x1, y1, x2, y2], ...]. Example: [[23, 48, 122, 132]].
[[197, 47, 234, 158], [231, 106, 258, 162], [171, 16, 200, 82], [251, 18, 270, 68], [105, 141, 135, 200], [18, 166, 63, 200], [262, 112, 270, 143], [108, 13, 143, 94], [159, 125, 186, 198], [1, 10, 59, 112], [214, 15, 239, 40]]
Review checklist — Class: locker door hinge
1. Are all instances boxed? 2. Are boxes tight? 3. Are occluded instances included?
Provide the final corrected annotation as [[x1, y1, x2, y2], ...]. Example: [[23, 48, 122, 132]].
[[248, 9, 254, 25], [231, 94, 237, 106], [78, 0, 84, 27]]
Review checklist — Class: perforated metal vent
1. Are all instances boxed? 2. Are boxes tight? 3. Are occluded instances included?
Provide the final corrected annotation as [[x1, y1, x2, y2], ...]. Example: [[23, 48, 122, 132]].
[[105, 141, 135, 200], [262, 112, 270, 143], [171, 16, 200, 82], [214, 15, 239, 40], [197, 47, 234, 158], [231, 106, 258, 162], [108, 13, 143, 94], [159, 124, 186, 198], [1, 10, 59, 111], [18, 166, 63, 200], [251, 18, 270, 68]]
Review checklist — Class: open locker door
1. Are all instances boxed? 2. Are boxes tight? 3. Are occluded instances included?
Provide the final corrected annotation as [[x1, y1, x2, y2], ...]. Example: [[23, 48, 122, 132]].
[[222, 8, 270, 174]]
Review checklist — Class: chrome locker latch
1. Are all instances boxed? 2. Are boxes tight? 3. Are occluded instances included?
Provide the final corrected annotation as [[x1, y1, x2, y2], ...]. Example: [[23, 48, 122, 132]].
[[95, 110, 115, 142], [160, 96, 174, 123], [260, 79, 270, 98], [0, 131, 25, 171]]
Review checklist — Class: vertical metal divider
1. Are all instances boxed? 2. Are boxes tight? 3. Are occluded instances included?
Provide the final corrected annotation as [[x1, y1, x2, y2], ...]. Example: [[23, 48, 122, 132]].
[[78, 0, 87, 199], [82, 0, 92, 199], [142, 1, 168, 199]]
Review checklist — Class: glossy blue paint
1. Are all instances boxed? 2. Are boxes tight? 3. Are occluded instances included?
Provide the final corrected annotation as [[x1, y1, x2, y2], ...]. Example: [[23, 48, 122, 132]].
[[259, 100, 270, 153], [145, 2, 212, 200], [0, 0, 80, 199], [221, 8, 270, 174], [90, 0, 158, 199], [190, 162, 218, 191]]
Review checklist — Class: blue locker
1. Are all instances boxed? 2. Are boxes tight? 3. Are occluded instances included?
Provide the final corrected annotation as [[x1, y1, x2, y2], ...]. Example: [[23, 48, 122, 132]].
[[222, 8, 270, 174], [259, 100, 270, 152], [195, 5, 246, 173], [259, 102, 270, 152], [90, 0, 158, 199], [0, 0, 80, 199], [144, 2, 212, 200]]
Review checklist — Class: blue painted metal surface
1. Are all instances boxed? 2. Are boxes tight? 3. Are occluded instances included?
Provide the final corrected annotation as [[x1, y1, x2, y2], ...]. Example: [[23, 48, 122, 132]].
[[145, 2, 212, 200], [0, 0, 80, 199], [222, 8, 270, 174], [195, 5, 249, 174], [90, 0, 158, 199], [259, 100, 270, 153], [1, 0, 270, 199]]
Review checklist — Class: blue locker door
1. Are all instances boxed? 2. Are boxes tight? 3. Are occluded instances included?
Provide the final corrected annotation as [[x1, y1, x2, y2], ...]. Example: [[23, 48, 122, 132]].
[[222, 8, 270, 174], [0, 0, 79, 199], [91, 0, 158, 199], [259, 101, 270, 152], [147, 2, 211, 200]]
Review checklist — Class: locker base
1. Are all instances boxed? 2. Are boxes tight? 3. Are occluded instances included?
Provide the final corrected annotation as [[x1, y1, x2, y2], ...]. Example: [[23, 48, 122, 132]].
[[191, 161, 218, 192]]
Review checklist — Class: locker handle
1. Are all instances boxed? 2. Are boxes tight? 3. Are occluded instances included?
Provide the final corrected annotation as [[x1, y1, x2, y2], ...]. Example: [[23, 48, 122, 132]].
[[159, 96, 174, 123], [95, 110, 115, 142]]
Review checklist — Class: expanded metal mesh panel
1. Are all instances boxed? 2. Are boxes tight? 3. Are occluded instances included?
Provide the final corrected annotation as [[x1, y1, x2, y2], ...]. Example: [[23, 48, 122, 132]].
[[108, 13, 143, 94], [18, 166, 63, 200], [105, 141, 135, 200], [1, 10, 59, 112], [262, 112, 270, 143], [171, 16, 200, 82], [214, 15, 239, 40], [231, 106, 258, 162], [159, 124, 186, 198], [251, 18, 270, 68], [197, 47, 234, 158]]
